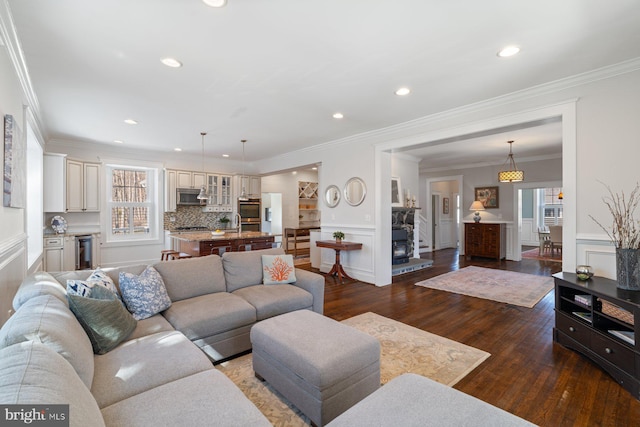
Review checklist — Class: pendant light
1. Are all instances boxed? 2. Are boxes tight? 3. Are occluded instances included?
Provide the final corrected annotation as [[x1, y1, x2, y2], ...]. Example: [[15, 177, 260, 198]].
[[197, 132, 208, 201], [498, 140, 524, 183], [238, 139, 249, 201]]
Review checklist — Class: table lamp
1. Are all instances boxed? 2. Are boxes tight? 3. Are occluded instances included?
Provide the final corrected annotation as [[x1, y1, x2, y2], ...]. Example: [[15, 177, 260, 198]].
[[469, 201, 485, 223]]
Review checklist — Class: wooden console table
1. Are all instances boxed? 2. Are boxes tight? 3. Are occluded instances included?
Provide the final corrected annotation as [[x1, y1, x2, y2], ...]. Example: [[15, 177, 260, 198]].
[[316, 240, 362, 283]]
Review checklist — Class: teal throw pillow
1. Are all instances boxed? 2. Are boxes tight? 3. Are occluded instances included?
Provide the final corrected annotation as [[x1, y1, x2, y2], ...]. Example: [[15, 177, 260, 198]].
[[67, 285, 137, 355]]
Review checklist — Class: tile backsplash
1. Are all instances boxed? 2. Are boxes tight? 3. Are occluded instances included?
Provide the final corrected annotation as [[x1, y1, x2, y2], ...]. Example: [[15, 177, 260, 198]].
[[163, 206, 235, 231]]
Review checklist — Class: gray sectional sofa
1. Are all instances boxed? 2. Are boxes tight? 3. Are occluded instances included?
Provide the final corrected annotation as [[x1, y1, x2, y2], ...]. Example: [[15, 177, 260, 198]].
[[0, 247, 324, 427]]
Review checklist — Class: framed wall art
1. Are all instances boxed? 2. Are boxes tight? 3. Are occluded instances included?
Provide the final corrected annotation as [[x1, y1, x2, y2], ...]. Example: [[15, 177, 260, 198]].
[[3, 114, 25, 209], [443, 197, 450, 214], [391, 177, 403, 207], [475, 186, 499, 209]]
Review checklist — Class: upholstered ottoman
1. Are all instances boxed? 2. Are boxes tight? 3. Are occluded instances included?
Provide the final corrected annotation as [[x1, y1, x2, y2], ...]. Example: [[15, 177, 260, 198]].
[[250, 309, 381, 426]]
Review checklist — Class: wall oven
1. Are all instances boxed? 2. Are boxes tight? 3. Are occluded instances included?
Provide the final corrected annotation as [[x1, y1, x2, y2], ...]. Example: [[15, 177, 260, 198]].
[[238, 199, 261, 231]]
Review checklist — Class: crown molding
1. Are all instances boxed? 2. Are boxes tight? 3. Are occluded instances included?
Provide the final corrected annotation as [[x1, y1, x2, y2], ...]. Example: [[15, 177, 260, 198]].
[[0, 1, 47, 139]]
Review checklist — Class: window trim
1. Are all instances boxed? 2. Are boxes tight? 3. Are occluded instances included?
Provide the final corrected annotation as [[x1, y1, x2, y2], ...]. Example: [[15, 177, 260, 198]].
[[100, 159, 163, 247]]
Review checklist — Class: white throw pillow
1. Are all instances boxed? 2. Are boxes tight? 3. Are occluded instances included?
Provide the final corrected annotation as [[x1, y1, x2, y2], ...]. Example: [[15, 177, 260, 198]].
[[67, 267, 120, 299], [262, 254, 296, 285]]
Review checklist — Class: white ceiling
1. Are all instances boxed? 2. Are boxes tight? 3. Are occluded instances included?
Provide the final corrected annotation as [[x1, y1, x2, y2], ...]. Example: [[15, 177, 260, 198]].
[[6, 0, 640, 167]]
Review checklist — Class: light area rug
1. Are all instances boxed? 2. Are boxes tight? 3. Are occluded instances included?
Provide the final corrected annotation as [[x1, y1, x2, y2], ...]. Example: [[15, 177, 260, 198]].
[[416, 266, 554, 308], [217, 312, 490, 426]]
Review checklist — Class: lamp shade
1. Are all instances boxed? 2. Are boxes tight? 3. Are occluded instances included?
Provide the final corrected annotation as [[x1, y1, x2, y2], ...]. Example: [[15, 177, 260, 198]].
[[498, 170, 524, 183], [469, 201, 485, 211]]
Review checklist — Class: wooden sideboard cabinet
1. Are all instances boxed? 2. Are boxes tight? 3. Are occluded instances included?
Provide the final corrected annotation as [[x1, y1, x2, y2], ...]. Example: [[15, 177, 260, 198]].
[[553, 273, 640, 399], [464, 222, 506, 260]]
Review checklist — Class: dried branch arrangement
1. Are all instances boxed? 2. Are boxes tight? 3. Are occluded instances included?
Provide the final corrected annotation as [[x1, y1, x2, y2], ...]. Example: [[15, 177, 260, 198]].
[[589, 182, 640, 249]]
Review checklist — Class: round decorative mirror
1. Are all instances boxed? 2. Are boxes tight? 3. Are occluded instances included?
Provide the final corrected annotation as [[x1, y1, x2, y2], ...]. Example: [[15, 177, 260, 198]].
[[343, 177, 366, 206], [325, 185, 341, 208]]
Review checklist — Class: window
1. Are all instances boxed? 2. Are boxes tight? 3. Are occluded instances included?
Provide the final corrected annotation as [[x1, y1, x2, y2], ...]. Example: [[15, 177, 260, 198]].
[[542, 187, 563, 226], [26, 122, 43, 268], [104, 163, 161, 244]]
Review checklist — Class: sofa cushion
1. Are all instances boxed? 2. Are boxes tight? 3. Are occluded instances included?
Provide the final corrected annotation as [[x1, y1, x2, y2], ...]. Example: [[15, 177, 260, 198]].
[[52, 264, 147, 294], [119, 266, 172, 320], [262, 254, 297, 284], [0, 294, 95, 389], [223, 247, 285, 292], [91, 331, 214, 408], [12, 271, 68, 310], [162, 292, 257, 340], [0, 341, 105, 427], [101, 370, 271, 427], [233, 284, 313, 320], [152, 255, 226, 301], [67, 285, 138, 355], [125, 313, 175, 341], [326, 373, 535, 426]]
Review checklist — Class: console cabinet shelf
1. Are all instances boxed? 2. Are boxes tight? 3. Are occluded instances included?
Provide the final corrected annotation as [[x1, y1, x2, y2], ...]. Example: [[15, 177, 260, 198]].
[[553, 272, 640, 399]]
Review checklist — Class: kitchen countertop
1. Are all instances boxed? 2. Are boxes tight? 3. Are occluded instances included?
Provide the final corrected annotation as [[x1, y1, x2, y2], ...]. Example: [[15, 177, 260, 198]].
[[169, 231, 279, 242]]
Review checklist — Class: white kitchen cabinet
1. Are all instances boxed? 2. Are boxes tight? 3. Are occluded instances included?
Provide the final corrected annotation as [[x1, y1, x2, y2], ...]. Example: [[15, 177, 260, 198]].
[[165, 169, 177, 212], [63, 236, 76, 270], [66, 160, 100, 212], [43, 236, 65, 271], [43, 153, 67, 212], [238, 175, 261, 198], [207, 174, 233, 212], [176, 170, 206, 189]]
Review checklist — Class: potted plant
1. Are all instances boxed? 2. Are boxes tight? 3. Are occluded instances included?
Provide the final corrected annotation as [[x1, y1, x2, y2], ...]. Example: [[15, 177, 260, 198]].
[[590, 182, 640, 290], [333, 231, 345, 243], [219, 215, 230, 229]]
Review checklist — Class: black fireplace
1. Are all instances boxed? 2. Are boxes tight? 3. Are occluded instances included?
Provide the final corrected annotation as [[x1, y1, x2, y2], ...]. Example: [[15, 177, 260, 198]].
[[392, 228, 410, 265]]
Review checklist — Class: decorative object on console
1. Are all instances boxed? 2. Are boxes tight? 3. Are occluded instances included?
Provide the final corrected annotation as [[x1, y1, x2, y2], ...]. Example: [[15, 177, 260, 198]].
[[197, 132, 208, 202], [474, 186, 499, 209], [333, 231, 345, 243], [469, 201, 485, 223], [589, 181, 640, 290], [498, 140, 524, 183], [575, 265, 594, 281]]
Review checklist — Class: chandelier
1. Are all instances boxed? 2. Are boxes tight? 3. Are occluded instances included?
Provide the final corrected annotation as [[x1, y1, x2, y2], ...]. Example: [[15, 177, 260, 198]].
[[498, 140, 524, 183]]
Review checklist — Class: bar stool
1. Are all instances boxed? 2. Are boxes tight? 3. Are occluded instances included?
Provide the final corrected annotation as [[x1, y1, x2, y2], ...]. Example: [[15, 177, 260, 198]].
[[161, 250, 179, 261]]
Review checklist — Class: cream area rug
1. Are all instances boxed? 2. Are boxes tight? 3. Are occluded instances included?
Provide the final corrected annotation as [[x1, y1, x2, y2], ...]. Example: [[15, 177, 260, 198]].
[[217, 312, 490, 426], [415, 266, 554, 308]]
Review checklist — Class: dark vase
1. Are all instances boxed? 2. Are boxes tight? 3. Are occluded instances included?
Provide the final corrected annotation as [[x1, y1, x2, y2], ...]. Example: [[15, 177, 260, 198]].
[[616, 248, 640, 290]]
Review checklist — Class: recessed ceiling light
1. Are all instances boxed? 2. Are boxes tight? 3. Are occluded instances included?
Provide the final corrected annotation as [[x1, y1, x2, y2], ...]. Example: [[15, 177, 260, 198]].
[[497, 46, 520, 57], [124, 119, 138, 125], [395, 87, 411, 96], [332, 112, 344, 119], [161, 57, 183, 68], [174, 148, 182, 152], [222, 154, 229, 158], [114, 140, 124, 144], [203, 0, 227, 7]]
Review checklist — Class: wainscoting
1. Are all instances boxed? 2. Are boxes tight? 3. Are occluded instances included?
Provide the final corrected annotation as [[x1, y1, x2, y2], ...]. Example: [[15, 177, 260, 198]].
[[317, 226, 375, 284], [0, 234, 27, 325]]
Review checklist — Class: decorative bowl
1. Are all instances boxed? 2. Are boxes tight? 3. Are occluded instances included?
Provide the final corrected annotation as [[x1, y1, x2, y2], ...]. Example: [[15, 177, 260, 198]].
[[211, 230, 225, 236], [576, 265, 594, 281]]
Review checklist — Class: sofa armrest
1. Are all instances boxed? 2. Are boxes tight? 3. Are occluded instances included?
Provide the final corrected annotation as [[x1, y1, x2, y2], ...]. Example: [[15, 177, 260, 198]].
[[292, 268, 325, 314]]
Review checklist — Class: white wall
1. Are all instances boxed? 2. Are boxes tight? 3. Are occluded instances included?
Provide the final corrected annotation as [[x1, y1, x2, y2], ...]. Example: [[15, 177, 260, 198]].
[[0, 34, 28, 324]]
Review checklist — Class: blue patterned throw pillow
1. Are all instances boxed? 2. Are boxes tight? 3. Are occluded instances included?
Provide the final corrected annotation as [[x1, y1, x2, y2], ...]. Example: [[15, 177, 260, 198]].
[[119, 266, 172, 320], [67, 267, 120, 299]]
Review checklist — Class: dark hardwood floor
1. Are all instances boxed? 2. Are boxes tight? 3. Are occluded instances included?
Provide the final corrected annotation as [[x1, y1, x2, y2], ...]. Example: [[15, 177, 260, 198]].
[[307, 248, 640, 426]]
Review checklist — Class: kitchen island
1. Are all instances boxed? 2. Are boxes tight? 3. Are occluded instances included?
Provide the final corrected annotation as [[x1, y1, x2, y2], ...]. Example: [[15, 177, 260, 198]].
[[170, 231, 278, 257]]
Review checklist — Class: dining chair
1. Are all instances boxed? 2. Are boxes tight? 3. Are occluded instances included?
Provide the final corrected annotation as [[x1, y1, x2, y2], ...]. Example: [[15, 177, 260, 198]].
[[549, 225, 563, 256], [537, 226, 551, 256]]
